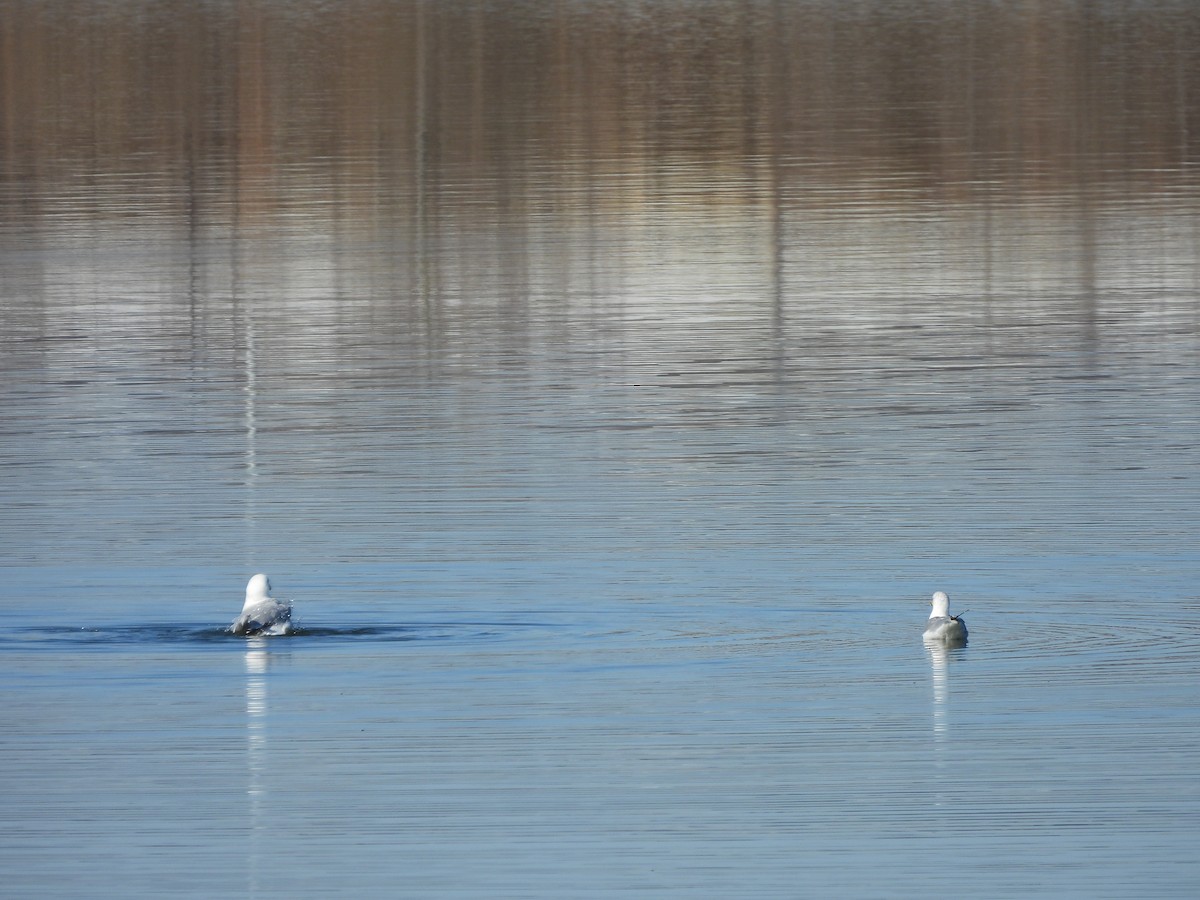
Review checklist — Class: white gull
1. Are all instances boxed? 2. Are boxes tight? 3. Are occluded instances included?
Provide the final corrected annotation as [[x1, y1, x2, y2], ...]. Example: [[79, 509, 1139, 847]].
[[230, 574, 293, 636], [922, 590, 967, 644]]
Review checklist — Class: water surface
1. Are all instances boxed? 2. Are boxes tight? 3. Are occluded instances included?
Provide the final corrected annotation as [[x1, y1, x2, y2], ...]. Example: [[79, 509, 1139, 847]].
[[2, 1, 1199, 896]]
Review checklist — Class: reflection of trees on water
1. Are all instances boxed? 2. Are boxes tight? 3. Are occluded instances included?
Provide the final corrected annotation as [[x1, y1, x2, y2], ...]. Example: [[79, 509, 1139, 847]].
[[2, 1, 1195, 359], [1, 1, 1196, 204]]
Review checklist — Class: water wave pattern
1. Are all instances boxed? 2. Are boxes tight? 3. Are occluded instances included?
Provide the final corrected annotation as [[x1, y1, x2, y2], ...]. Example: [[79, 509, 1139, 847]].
[[1, 1, 1199, 894], [960, 609, 1200, 675], [0, 621, 557, 647]]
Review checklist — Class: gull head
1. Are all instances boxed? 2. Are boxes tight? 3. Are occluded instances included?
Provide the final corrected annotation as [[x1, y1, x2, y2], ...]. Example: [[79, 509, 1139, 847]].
[[244, 573, 272, 610], [930, 591, 951, 618]]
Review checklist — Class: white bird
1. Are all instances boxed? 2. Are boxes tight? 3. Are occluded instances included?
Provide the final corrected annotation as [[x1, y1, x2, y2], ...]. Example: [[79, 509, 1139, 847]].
[[230, 574, 293, 636], [923, 591, 967, 644]]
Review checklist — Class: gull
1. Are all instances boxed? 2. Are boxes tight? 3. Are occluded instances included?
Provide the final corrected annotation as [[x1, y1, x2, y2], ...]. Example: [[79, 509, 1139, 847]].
[[230, 574, 293, 636], [923, 591, 967, 644]]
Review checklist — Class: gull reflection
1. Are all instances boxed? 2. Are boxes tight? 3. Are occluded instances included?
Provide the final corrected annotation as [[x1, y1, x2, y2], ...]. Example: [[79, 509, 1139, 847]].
[[245, 639, 269, 896], [925, 641, 967, 791], [927, 642, 951, 743]]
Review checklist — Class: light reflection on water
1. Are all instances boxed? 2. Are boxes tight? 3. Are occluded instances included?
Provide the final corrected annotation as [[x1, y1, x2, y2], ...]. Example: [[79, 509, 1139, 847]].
[[2, 0, 1200, 896], [927, 643, 952, 741], [244, 642, 268, 897]]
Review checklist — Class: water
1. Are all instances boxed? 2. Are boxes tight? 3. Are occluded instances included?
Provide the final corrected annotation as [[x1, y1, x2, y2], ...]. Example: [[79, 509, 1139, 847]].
[[2, 0, 1199, 896]]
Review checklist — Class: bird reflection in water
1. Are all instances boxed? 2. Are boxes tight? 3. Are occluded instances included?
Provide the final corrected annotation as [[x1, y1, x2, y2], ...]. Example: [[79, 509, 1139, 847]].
[[925, 639, 968, 808], [927, 642, 951, 741], [245, 640, 269, 896]]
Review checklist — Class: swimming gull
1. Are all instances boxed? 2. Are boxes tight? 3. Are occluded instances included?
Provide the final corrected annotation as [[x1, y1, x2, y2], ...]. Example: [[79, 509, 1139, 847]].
[[230, 574, 293, 636], [923, 590, 967, 644]]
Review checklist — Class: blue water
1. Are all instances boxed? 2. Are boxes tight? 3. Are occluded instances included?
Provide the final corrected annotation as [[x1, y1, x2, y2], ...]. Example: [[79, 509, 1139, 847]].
[[2, 1, 1200, 896]]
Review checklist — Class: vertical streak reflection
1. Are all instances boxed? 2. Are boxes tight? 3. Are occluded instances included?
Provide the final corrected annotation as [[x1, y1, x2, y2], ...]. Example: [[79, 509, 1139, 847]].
[[242, 308, 258, 569], [927, 642, 950, 745], [414, 0, 430, 310], [245, 641, 269, 897], [925, 642, 956, 809]]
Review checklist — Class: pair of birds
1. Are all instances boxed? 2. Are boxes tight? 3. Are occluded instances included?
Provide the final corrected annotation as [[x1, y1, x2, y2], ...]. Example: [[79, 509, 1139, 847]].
[[230, 574, 969, 643]]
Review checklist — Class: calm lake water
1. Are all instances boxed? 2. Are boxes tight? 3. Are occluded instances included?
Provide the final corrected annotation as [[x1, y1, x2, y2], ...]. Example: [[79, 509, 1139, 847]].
[[2, 1, 1199, 896]]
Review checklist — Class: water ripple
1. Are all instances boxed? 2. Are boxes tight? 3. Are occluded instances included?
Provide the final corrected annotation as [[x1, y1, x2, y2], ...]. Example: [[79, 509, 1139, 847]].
[[0, 622, 549, 647]]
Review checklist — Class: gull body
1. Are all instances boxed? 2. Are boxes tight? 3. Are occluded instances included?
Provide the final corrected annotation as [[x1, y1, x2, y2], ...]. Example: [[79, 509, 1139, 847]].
[[230, 574, 292, 636], [923, 590, 967, 644]]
